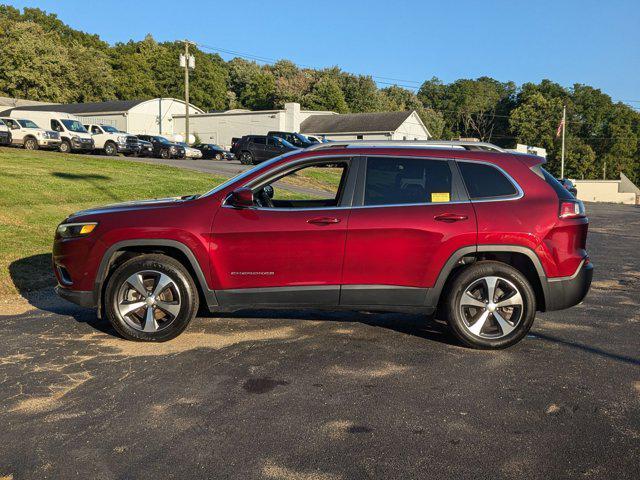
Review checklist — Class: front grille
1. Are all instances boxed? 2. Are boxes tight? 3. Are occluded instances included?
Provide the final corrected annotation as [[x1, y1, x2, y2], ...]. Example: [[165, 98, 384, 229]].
[[126, 136, 138, 145]]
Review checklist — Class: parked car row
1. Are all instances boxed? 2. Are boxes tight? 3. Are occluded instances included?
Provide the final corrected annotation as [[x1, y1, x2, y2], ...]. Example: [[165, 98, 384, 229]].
[[0, 112, 234, 161]]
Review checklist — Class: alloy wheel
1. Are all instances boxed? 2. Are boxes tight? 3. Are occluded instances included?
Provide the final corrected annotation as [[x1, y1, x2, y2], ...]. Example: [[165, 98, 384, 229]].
[[116, 270, 181, 333], [459, 276, 524, 339]]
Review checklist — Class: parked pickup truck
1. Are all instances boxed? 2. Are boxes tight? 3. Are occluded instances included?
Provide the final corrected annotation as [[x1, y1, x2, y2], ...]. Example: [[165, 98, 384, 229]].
[[84, 124, 140, 156], [0, 117, 61, 150]]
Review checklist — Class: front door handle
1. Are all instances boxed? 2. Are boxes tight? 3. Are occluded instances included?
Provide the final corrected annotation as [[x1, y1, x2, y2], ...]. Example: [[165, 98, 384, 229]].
[[434, 213, 468, 223], [307, 217, 341, 225]]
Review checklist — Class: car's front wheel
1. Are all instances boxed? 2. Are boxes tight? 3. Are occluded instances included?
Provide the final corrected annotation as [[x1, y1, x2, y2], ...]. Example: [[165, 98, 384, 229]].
[[24, 137, 38, 150], [104, 254, 199, 341], [239, 151, 254, 165], [104, 141, 117, 156], [446, 261, 536, 349], [59, 140, 71, 153]]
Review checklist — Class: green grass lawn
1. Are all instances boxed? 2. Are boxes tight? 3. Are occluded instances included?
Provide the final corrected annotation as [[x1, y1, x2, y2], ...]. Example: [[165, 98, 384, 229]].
[[0, 147, 225, 296]]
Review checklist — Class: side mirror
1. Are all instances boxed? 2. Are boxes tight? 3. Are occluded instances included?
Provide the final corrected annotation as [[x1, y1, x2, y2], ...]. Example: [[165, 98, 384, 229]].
[[229, 187, 254, 208]]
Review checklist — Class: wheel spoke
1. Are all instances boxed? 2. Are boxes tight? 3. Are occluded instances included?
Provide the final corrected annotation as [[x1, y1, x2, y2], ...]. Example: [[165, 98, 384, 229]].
[[468, 310, 490, 336], [126, 273, 148, 297], [496, 291, 523, 308], [119, 301, 145, 317], [156, 300, 180, 318], [493, 311, 515, 336], [152, 273, 173, 297], [461, 291, 486, 308], [142, 307, 158, 332], [484, 276, 499, 303]]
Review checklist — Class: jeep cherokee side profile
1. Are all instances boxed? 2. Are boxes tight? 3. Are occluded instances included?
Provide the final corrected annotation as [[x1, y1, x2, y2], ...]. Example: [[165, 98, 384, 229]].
[[53, 141, 593, 349]]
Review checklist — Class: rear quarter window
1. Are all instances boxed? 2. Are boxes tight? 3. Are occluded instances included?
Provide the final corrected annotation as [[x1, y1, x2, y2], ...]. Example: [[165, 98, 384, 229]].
[[458, 162, 518, 199], [539, 167, 574, 200]]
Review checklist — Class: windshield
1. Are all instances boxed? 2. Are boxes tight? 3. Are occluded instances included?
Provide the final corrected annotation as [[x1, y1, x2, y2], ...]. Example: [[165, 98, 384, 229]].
[[155, 136, 171, 144], [203, 150, 300, 197], [61, 120, 88, 133], [178, 142, 188, 147], [102, 125, 119, 133], [18, 119, 39, 129]]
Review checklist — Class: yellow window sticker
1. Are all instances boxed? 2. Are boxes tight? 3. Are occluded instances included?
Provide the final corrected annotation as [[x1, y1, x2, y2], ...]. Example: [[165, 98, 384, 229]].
[[431, 192, 450, 203]]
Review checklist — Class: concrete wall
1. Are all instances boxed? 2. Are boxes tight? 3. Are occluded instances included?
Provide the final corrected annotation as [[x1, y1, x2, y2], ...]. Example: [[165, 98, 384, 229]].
[[573, 179, 638, 204]]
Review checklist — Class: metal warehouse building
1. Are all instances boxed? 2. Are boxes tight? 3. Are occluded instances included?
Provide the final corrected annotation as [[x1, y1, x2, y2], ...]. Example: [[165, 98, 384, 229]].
[[3, 98, 203, 136]]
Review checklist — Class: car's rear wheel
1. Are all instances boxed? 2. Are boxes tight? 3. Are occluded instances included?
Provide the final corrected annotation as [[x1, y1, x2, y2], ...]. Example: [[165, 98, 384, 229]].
[[239, 151, 254, 165], [24, 137, 38, 150], [104, 254, 199, 342], [446, 261, 536, 349]]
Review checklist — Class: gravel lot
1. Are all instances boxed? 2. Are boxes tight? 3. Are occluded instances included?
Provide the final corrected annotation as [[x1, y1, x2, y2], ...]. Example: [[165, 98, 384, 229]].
[[0, 202, 638, 479]]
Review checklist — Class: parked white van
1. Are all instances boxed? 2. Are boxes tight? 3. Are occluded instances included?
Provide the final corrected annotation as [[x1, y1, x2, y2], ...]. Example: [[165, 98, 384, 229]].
[[0, 117, 61, 150], [84, 124, 140, 156], [9, 111, 94, 153]]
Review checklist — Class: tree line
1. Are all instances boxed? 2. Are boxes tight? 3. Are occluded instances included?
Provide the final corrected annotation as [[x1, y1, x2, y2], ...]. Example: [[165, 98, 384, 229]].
[[1, 6, 638, 181]]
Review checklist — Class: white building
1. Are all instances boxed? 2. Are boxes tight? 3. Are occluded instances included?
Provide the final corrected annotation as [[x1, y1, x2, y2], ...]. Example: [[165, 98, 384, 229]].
[[173, 103, 335, 147], [1, 98, 203, 136], [300, 110, 430, 142], [174, 103, 431, 148], [573, 173, 639, 204]]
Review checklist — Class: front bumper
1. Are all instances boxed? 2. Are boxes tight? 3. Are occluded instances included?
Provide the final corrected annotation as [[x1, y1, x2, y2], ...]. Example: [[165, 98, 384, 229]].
[[117, 144, 140, 154], [71, 139, 95, 151], [55, 285, 96, 308], [545, 260, 593, 311], [39, 139, 62, 148]]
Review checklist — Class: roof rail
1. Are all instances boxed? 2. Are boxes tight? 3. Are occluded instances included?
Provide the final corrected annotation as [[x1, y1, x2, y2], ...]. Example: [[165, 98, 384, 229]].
[[305, 140, 505, 152]]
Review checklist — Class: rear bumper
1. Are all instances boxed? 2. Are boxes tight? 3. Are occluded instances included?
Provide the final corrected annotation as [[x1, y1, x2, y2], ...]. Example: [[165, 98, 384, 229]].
[[55, 285, 96, 308], [544, 261, 593, 311]]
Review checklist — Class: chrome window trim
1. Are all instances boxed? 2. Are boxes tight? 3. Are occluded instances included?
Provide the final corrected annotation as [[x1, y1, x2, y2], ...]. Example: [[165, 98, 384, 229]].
[[456, 159, 524, 203], [222, 154, 353, 211], [220, 154, 524, 212]]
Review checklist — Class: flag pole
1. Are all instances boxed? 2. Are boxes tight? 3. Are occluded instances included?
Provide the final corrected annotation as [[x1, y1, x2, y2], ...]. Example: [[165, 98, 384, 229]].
[[560, 105, 566, 179]]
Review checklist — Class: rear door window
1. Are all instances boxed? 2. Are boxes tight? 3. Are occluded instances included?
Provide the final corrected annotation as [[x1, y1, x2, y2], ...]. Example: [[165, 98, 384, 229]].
[[458, 162, 518, 199], [364, 157, 453, 206], [252, 137, 266, 145]]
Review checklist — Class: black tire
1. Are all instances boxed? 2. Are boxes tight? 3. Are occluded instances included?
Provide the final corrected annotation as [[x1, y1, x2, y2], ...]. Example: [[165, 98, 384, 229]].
[[445, 261, 536, 349], [104, 141, 117, 156], [104, 254, 199, 342], [59, 140, 71, 153], [160, 148, 170, 159], [239, 151, 254, 165], [24, 137, 38, 150]]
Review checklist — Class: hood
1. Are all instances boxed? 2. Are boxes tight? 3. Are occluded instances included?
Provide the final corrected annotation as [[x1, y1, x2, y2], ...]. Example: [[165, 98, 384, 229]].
[[67, 196, 192, 219]]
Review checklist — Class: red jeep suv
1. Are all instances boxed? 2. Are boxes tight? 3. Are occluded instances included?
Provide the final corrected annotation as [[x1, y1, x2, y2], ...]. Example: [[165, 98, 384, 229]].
[[53, 141, 592, 349]]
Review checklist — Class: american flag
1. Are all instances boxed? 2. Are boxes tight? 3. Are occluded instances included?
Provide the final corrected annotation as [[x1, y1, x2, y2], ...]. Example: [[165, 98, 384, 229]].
[[556, 117, 564, 138]]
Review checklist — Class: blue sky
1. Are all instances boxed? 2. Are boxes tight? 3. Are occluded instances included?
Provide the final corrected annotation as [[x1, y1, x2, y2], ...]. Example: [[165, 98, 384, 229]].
[[6, 0, 640, 106]]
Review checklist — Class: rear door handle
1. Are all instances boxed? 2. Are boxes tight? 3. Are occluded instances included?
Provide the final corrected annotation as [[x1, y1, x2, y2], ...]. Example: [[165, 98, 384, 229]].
[[307, 217, 341, 225], [434, 213, 468, 223]]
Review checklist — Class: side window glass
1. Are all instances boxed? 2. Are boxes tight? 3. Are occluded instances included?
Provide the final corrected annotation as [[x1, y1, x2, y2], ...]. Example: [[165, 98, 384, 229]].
[[51, 120, 62, 132], [458, 162, 518, 199], [255, 161, 349, 209], [364, 157, 453, 206], [91, 126, 101, 134], [253, 137, 266, 145]]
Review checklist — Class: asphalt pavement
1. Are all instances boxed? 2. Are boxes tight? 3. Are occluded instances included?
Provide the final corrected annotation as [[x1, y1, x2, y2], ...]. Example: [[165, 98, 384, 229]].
[[1, 202, 639, 479]]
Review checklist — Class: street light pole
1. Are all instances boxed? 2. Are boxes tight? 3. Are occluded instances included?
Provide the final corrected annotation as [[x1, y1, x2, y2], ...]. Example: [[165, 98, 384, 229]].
[[181, 40, 195, 144], [560, 105, 566, 179]]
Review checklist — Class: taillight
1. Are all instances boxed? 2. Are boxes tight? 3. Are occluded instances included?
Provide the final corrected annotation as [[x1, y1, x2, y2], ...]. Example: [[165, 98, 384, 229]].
[[559, 200, 585, 219]]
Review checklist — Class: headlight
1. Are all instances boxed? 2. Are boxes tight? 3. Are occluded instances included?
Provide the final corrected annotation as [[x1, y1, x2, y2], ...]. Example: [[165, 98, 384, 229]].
[[117, 135, 127, 143], [56, 222, 98, 238], [72, 136, 80, 142], [36, 131, 43, 137]]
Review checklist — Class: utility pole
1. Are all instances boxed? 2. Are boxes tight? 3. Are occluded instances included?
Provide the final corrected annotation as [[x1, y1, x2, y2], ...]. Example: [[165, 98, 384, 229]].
[[560, 104, 566, 179], [180, 41, 195, 144]]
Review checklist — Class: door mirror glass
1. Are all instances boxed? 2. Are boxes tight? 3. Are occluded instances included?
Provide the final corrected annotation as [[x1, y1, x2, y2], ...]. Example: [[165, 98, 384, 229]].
[[229, 187, 254, 208]]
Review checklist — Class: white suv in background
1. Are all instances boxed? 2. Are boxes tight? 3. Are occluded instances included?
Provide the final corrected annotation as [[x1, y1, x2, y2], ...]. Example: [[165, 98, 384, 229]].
[[84, 124, 140, 156], [0, 117, 61, 150]]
